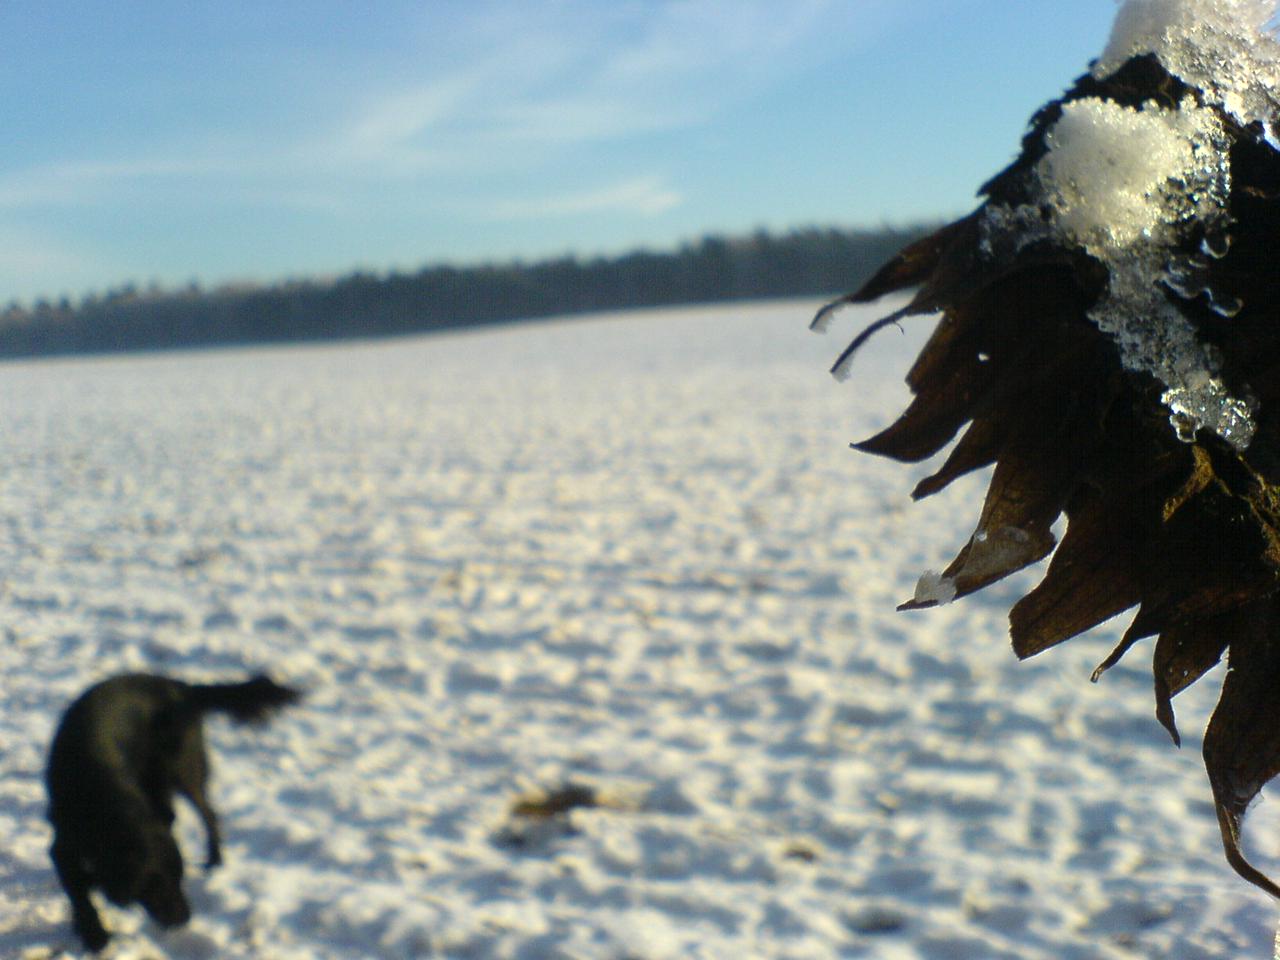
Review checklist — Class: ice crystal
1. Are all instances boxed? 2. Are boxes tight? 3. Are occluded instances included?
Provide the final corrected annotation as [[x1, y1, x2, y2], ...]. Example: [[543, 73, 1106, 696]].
[[911, 570, 956, 606], [977, 203, 1052, 261]]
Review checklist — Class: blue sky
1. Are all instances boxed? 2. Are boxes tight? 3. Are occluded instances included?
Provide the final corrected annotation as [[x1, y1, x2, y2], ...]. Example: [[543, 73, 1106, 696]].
[[0, 0, 1124, 304]]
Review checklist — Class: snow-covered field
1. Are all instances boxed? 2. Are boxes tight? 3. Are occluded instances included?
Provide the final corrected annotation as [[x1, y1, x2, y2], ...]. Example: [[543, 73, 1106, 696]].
[[0, 298, 1276, 959]]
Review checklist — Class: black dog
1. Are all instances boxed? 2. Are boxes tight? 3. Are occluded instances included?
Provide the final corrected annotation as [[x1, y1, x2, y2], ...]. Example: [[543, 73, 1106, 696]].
[[45, 672, 300, 951]]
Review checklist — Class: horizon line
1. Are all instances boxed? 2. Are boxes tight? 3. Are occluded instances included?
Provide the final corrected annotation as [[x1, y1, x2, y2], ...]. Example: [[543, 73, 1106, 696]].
[[4, 217, 948, 311]]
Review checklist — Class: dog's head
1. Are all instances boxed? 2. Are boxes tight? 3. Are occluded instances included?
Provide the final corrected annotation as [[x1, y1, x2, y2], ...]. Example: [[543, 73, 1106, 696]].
[[98, 824, 191, 928]]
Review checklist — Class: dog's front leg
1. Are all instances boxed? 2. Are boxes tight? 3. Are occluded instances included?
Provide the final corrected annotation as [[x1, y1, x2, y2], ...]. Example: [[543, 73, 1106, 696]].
[[50, 838, 109, 952]]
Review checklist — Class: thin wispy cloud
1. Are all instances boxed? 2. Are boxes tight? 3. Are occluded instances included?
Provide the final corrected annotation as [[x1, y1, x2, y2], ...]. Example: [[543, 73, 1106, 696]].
[[336, 71, 490, 170], [485, 176, 683, 220], [0, 157, 224, 209], [328, 0, 846, 173]]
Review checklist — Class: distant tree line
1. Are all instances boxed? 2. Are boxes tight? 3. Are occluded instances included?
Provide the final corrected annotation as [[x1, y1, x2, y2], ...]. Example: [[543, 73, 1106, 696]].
[[0, 225, 935, 358]]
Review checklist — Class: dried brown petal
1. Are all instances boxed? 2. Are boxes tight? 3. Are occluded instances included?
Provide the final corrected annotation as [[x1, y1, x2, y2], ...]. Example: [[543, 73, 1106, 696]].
[[1203, 602, 1280, 897], [1010, 489, 1141, 659], [912, 417, 1001, 500], [1152, 610, 1235, 746]]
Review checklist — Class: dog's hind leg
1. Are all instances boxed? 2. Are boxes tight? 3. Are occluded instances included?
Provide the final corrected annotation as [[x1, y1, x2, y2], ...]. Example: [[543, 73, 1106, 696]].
[[184, 784, 223, 869], [50, 838, 109, 952], [171, 720, 223, 867]]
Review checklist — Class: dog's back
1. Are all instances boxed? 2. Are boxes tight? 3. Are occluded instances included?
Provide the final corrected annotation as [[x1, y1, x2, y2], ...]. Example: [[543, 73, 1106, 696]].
[[47, 675, 186, 824], [47, 674, 300, 815]]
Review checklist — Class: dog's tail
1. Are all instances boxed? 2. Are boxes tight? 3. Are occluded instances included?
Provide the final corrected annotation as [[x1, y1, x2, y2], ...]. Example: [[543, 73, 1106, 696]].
[[183, 675, 302, 724]]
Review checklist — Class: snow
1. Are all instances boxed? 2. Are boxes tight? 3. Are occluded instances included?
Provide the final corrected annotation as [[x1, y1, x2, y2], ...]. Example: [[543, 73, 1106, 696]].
[[0, 299, 1276, 958], [1037, 96, 1226, 250], [1097, 0, 1280, 131]]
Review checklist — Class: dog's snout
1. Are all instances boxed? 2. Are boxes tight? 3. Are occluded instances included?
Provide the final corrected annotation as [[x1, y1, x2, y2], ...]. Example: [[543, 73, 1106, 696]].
[[139, 871, 191, 928]]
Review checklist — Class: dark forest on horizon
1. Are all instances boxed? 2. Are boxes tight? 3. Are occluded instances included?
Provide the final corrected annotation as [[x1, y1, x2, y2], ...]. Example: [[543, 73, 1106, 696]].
[[0, 224, 935, 359]]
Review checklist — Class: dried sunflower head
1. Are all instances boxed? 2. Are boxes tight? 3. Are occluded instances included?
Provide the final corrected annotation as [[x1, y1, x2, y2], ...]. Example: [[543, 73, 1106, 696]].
[[819, 2, 1280, 896]]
